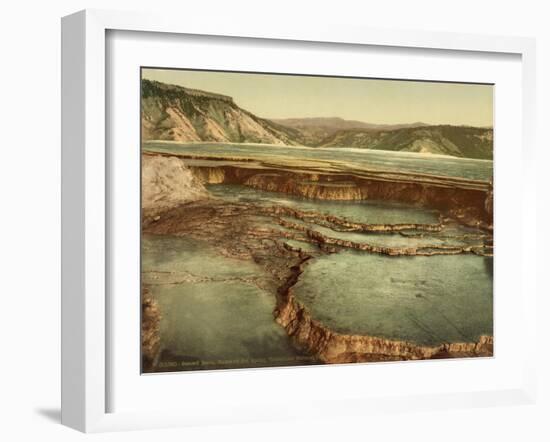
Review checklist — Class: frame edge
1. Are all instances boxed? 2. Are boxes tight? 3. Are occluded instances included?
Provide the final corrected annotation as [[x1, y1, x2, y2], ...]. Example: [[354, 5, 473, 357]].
[[61, 9, 108, 433], [61, 10, 87, 432], [61, 8, 538, 432]]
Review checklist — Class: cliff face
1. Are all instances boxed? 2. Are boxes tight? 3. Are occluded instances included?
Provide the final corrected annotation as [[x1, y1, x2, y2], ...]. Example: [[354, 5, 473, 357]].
[[246, 175, 364, 200], [142, 154, 210, 216], [185, 161, 492, 229], [141, 79, 299, 145]]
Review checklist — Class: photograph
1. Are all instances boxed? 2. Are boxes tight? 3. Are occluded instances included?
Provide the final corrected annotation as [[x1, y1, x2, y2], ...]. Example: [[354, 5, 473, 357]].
[[140, 68, 494, 374], [0, 0, 545, 438]]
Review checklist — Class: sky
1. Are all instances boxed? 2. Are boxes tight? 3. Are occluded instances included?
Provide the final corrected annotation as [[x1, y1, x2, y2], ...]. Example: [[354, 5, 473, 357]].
[[142, 68, 493, 127]]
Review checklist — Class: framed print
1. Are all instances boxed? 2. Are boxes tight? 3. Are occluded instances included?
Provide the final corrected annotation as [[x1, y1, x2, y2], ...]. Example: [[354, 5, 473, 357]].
[[61, 9, 538, 432], [140, 68, 495, 374]]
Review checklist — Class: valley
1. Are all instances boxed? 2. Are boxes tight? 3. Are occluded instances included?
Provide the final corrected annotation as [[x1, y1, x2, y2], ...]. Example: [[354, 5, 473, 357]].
[[141, 79, 493, 159]]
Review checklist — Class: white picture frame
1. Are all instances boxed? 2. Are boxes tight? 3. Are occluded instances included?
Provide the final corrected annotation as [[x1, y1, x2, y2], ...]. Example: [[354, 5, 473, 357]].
[[61, 9, 537, 433]]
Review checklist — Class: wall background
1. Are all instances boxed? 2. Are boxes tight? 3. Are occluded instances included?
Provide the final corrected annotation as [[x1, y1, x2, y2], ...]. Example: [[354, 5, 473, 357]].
[[0, 1, 547, 440]]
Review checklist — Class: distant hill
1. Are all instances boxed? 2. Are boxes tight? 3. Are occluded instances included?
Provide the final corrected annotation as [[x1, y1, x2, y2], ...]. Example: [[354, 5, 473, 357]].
[[141, 79, 493, 159], [271, 117, 428, 145], [316, 125, 493, 159], [141, 79, 300, 145]]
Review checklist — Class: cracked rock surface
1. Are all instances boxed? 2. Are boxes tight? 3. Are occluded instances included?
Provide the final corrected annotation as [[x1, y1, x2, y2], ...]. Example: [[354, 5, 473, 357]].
[[141, 153, 493, 371]]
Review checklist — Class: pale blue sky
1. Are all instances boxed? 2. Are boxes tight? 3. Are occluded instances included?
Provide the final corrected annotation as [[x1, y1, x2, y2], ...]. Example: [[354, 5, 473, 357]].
[[142, 68, 493, 127]]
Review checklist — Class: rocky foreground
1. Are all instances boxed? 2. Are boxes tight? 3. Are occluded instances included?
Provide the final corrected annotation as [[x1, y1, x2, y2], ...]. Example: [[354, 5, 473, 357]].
[[142, 154, 210, 217], [141, 152, 494, 369]]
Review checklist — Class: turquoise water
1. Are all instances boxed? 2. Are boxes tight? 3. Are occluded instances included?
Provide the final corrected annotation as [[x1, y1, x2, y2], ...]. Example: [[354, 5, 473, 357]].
[[207, 185, 488, 251], [208, 184, 441, 225], [143, 141, 493, 181], [293, 250, 493, 346], [143, 177, 493, 371], [142, 235, 311, 370]]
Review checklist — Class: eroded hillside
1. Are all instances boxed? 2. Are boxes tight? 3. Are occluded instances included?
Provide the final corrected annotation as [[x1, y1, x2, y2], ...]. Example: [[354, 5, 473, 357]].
[[141, 80, 300, 145], [317, 125, 493, 159], [141, 79, 493, 159]]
